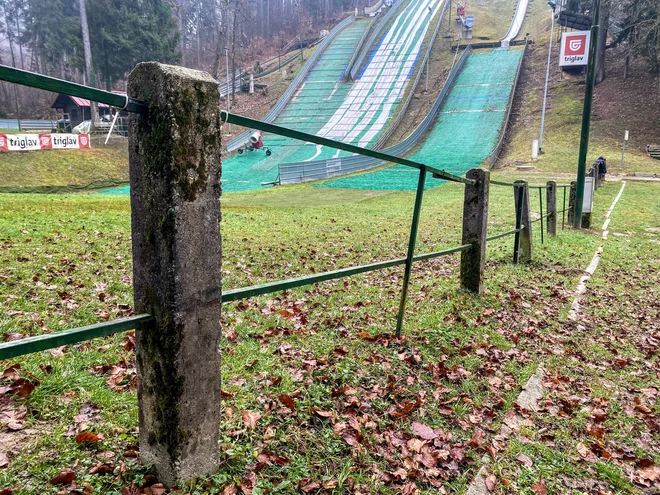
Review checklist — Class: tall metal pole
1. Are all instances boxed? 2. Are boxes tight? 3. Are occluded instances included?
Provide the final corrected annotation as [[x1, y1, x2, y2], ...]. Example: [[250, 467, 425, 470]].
[[539, 2, 556, 153], [573, 0, 600, 228], [225, 47, 232, 135]]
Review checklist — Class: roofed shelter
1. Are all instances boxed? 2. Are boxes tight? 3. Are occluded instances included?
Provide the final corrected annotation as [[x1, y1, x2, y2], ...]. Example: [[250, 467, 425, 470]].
[[50, 91, 128, 128]]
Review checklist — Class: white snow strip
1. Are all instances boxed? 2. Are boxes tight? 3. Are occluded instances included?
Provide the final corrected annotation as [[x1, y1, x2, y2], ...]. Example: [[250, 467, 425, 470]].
[[568, 181, 626, 320]]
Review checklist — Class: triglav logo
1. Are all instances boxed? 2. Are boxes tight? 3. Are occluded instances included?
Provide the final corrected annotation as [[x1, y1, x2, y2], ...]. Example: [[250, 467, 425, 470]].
[[569, 39, 583, 52], [565, 35, 587, 56]]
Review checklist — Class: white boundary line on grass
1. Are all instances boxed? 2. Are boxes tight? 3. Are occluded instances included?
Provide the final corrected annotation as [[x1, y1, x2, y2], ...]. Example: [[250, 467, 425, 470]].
[[568, 181, 626, 320]]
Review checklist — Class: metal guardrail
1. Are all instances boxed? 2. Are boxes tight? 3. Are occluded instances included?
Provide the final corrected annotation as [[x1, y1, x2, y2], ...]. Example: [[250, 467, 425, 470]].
[[0, 118, 58, 131], [349, 0, 406, 81], [487, 43, 527, 168], [226, 15, 357, 152], [278, 46, 472, 184]]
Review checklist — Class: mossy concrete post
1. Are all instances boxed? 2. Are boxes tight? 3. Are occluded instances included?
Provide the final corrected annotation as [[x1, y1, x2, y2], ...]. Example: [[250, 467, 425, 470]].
[[127, 63, 222, 486], [460, 168, 489, 294], [568, 181, 576, 226], [514, 180, 533, 263], [546, 181, 557, 236]]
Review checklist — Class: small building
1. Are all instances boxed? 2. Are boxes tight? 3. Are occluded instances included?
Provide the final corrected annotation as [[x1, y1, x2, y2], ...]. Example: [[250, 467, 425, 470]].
[[50, 91, 128, 128]]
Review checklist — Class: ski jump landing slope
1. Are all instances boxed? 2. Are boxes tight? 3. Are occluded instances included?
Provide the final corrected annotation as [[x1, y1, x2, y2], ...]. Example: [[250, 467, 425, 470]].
[[221, 0, 444, 193], [319, 48, 525, 191]]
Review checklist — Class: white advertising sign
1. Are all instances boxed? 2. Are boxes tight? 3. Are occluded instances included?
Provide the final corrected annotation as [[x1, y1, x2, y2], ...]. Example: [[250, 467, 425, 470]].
[[0, 133, 41, 151], [559, 31, 591, 67], [0, 133, 90, 152]]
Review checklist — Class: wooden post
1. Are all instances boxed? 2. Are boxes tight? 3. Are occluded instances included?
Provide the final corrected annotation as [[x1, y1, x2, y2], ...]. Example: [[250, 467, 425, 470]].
[[128, 63, 223, 486], [568, 181, 576, 226], [460, 168, 490, 294], [546, 180, 557, 236], [514, 180, 533, 263]]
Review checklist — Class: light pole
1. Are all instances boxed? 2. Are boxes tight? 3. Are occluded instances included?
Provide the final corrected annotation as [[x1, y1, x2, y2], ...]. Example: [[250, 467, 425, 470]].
[[225, 46, 231, 135], [539, 1, 556, 153], [573, 0, 601, 228]]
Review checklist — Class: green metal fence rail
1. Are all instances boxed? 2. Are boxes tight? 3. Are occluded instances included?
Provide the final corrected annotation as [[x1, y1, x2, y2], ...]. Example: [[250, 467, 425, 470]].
[[0, 315, 153, 360], [0, 64, 537, 360], [0, 65, 146, 113]]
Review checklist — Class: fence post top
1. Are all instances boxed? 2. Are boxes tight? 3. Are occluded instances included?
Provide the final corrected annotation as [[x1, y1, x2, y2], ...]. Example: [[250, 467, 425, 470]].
[[129, 62, 218, 86]]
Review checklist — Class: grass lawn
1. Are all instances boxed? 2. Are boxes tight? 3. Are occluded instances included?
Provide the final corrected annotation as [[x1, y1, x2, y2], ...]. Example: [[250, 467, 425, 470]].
[[0, 177, 657, 494], [0, 144, 129, 189]]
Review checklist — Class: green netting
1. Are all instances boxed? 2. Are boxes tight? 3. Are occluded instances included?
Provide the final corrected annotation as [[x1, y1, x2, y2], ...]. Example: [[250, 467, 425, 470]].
[[217, 19, 371, 189], [319, 48, 524, 191]]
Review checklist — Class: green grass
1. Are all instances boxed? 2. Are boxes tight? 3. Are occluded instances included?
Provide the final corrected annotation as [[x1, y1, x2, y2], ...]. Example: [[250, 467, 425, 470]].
[[3, 177, 657, 494], [0, 144, 129, 188]]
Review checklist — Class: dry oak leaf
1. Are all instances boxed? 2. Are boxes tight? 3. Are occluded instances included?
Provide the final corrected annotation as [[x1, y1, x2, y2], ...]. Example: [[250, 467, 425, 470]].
[[277, 394, 296, 411], [298, 478, 321, 493], [637, 459, 660, 483], [530, 480, 547, 495], [144, 483, 167, 495], [485, 474, 497, 491], [50, 470, 76, 485], [75, 432, 104, 444], [0, 452, 8, 468], [223, 485, 238, 495], [411, 422, 437, 440], [242, 410, 261, 429], [222, 485, 237, 495], [517, 453, 534, 467]]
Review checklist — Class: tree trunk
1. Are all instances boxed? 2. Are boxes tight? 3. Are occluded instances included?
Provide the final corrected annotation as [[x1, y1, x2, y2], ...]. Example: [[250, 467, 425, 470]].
[[79, 0, 98, 126], [179, 4, 186, 65], [15, 16, 24, 70]]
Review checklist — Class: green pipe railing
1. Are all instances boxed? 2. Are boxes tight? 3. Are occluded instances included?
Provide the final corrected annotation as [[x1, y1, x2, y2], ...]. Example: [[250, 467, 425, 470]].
[[0, 315, 152, 360], [0, 65, 146, 113]]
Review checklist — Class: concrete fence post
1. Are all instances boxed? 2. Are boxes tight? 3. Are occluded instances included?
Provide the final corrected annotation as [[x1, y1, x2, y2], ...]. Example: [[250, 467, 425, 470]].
[[546, 180, 557, 236], [460, 168, 490, 294], [568, 181, 576, 226], [514, 180, 533, 263], [128, 63, 223, 486]]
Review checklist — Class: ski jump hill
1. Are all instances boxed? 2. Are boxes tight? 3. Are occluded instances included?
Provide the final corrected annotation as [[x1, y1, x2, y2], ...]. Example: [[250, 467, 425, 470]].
[[219, 0, 531, 193]]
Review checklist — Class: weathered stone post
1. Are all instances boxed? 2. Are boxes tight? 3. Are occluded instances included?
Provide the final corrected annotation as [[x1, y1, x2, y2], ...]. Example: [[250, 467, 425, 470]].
[[128, 63, 223, 486], [460, 168, 489, 294], [568, 181, 576, 226], [546, 181, 557, 236], [514, 180, 533, 263]]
